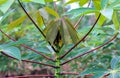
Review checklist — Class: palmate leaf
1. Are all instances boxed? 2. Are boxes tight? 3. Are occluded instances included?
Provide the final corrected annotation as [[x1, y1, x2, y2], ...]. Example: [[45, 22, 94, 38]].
[[63, 8, 99, 18], [92, 0, 101, 10], [0, 44, 21, 60]]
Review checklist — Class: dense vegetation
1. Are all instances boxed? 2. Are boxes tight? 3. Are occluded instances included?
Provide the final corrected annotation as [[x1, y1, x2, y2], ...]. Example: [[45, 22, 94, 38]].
[[0, 0, 120, 78]]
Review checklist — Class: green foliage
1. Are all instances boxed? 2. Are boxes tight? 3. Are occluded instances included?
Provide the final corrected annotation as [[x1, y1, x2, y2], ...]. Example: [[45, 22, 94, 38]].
[[0, 0, 120, 77]]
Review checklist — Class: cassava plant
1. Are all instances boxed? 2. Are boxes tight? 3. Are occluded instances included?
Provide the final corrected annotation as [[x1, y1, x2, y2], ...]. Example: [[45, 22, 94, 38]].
[[0, 0, 120, 78]]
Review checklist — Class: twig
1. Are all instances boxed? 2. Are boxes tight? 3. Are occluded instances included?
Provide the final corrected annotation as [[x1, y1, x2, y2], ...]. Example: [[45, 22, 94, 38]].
[[17, 0, 57, 52], [74, 0, 91, 29], [60, 14, 101, 60], [0, 29, 55, 62], [61, 33, 118, 65], [1, 52, 57, 68]]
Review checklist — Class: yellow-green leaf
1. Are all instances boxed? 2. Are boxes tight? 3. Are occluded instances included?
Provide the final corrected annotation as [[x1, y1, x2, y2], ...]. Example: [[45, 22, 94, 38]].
[[7, 15, 27, 31], [36, 11, 43, 27], [112, 11, 120, 30], [45, 7, 60, 18]]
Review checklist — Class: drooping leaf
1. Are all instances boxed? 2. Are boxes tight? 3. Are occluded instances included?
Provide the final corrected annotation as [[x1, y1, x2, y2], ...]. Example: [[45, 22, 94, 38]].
[[46, 20, 59, 45], [61, 19, 71, 44], [64, 18, 79, 43], [0, 0, 14, 13]]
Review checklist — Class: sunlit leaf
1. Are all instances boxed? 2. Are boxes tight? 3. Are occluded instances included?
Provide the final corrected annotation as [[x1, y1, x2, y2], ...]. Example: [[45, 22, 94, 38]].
[[0, 0, 14, 13]]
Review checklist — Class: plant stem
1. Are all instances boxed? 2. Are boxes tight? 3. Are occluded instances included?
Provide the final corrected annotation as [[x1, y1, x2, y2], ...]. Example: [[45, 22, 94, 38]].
[[55, 52, 61, 78]]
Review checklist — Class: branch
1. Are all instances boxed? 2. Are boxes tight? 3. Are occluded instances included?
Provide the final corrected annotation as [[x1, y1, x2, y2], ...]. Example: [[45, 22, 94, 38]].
[[0, 29, 55, 62], [60, 14, 101, 59], [74, 1, 91, 29], [17, 0, 57, 52], [11, 75, 55, 77], [17, 0, 46, 38], [1, 52, 57, 68], [61, 33, 118, 65], [60, 72, 79, 75]]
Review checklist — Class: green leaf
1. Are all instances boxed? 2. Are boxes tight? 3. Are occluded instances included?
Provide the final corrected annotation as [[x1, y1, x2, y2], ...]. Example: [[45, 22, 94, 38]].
[[32, 0, 45, 4], [0, 0, 7, 5], [45, 7, 60, 18], [46, 20, 59, 45], [64, 0, 79, 6], [110, 56, 120, 69], [96, 13, 106, 26], [22, 0, 45, 4], [112, 11, 120, 30], [0, 0, 14, 13], [64, 18, 79, 43], [0, 45, 21, 60], [0, 9, 14, 24], [79, 0, 88, 6], [7, 15, 27, 31], [101, 0, 109, 9], [35, 47, 51, 54], [36, 11, 44, 27], [92, 0, 101, 10], [80, 67, 107, 77], [64, 8, 99, 18], [100, 8, 113, 20], [61, 19, 71, 44]]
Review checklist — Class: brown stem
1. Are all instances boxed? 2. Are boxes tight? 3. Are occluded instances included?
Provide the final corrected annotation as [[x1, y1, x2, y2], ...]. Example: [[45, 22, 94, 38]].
[[60, 72, 79, 75], [10, 75, 55, 77], [74, 1, 91, 29], [0, 29, 55, 62], [1, 52, 57, 68], [60, 13, 101, 60], [61, 33, 118, 65], [17, 0, 45, 38], [17, 0, 57, 52]]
